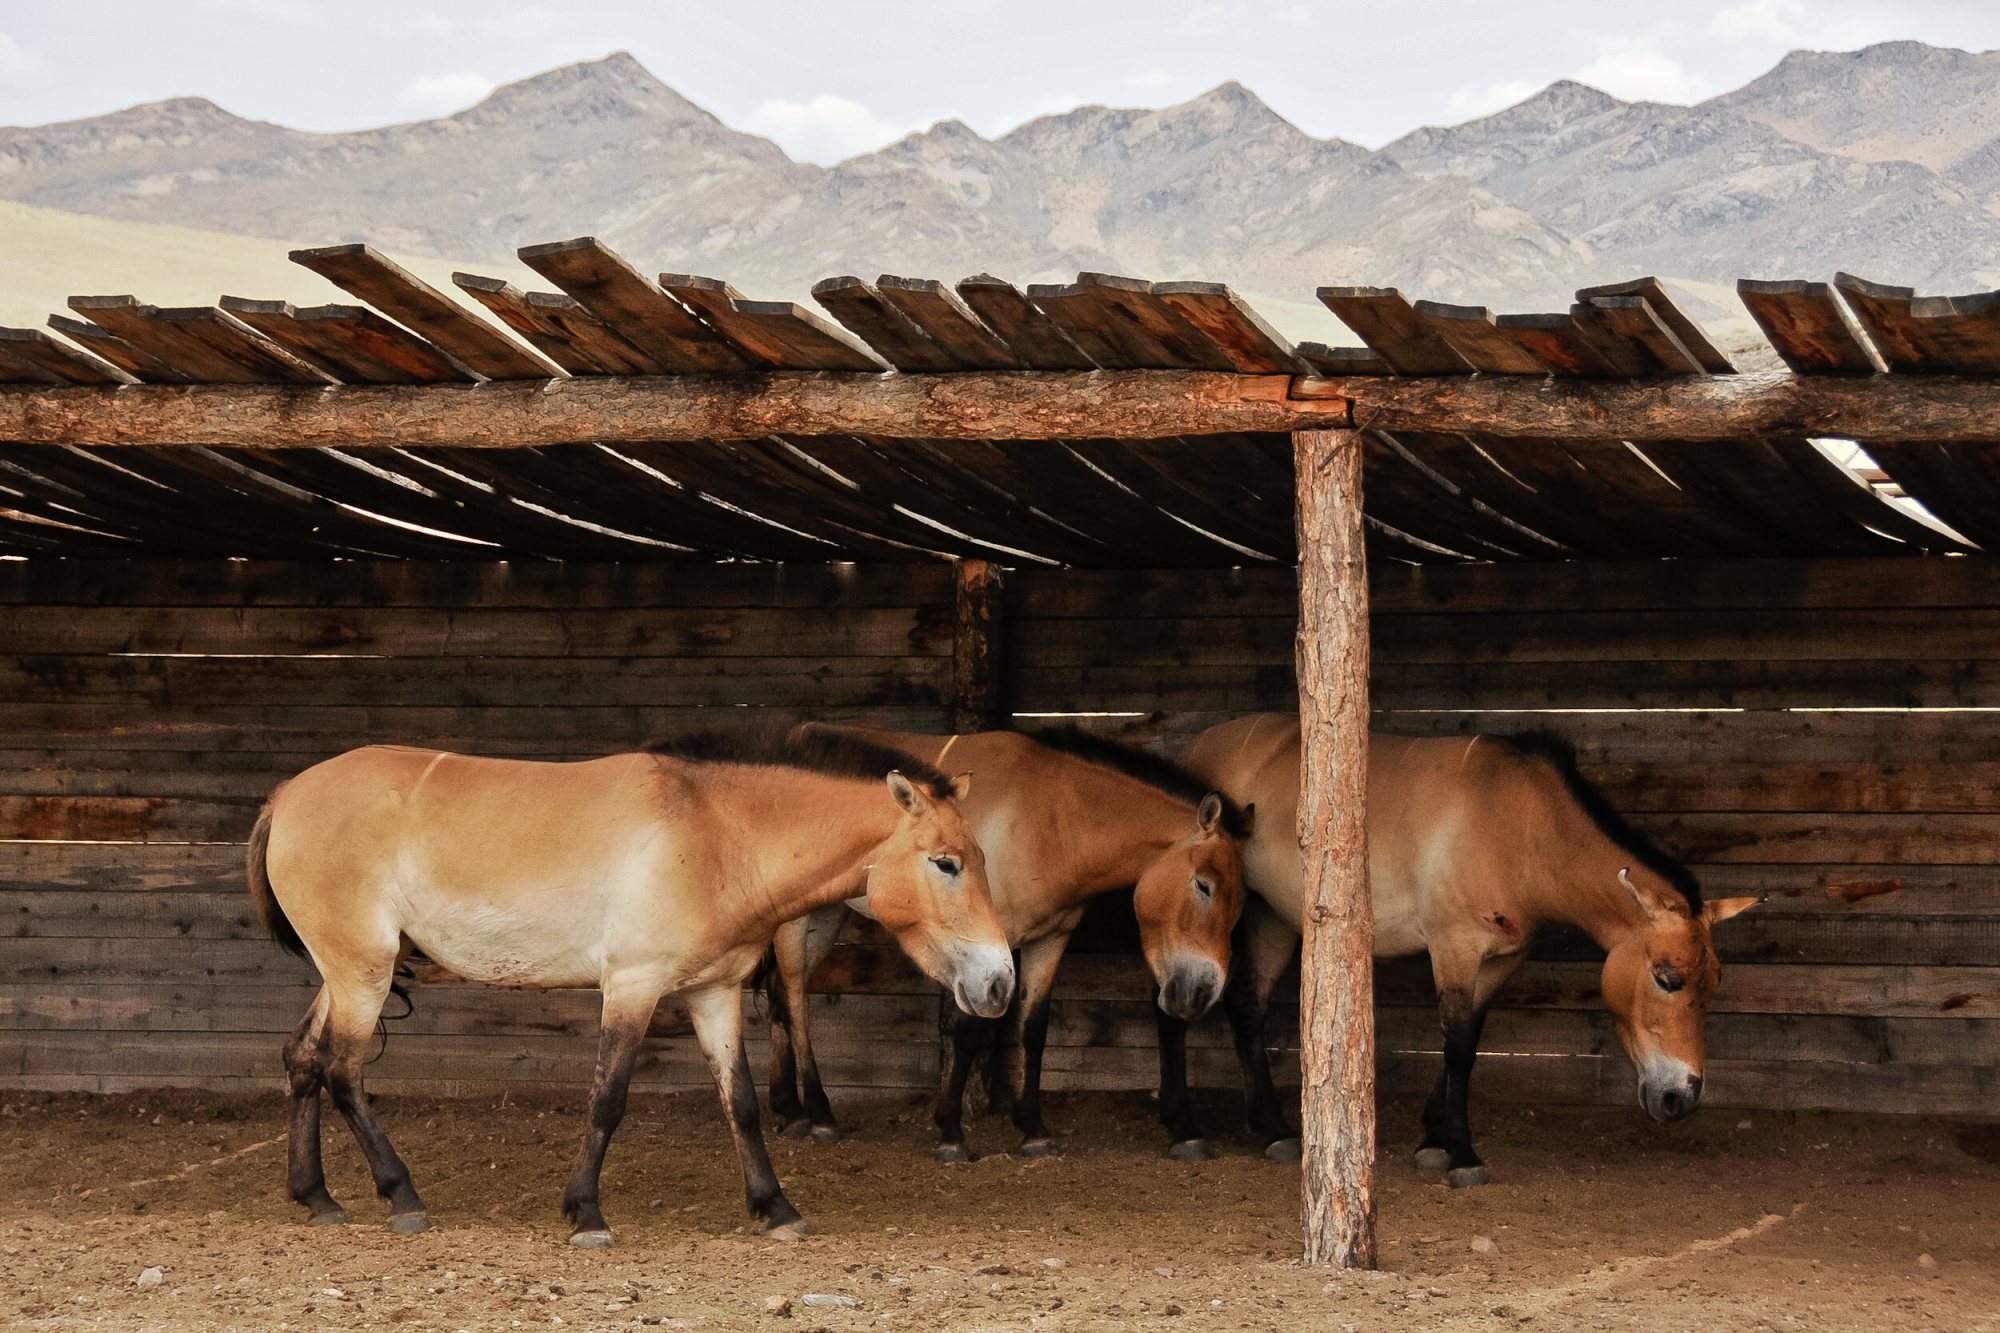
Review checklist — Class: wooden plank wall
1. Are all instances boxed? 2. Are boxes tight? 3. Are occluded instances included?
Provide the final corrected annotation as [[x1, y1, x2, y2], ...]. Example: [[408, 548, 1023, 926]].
[[3, 557, 1996, 1120], [1006, 557, 2000, 1119], [0, 560, 956, 1096]]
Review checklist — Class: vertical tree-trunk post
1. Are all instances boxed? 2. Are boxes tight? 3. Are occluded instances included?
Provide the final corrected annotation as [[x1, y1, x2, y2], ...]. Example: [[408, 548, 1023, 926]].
[[949, 558, 1005, 735], [1293, 427, 1377, 1269]]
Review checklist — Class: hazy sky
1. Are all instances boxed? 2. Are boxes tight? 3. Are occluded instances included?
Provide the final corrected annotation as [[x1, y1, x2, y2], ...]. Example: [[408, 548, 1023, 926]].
[[3, 1, 1998, 164]]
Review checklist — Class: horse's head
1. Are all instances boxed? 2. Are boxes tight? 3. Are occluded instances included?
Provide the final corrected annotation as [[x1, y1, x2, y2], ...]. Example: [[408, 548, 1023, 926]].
[[1136, 792, 1255, 1021], [1601, 867, 1756, 1123], [863, 771, 1014, 1019]]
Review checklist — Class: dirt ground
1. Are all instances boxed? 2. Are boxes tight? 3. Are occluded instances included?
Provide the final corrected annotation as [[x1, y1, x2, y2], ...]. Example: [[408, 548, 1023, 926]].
[[0, 1086, 1993, 1332]]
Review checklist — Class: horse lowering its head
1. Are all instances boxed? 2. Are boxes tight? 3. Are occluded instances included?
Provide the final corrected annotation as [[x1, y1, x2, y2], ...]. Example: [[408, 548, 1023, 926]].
[[1502, 733, 1755, 1124], [1024, 727, 1255, 1020], [658, 726, 1013, 1018]]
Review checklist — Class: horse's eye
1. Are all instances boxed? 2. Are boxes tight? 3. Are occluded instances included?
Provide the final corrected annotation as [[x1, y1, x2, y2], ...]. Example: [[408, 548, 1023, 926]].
[[930, 855, 962, 878], [1652, 964, 1686, 994], [1192, 876, 1214, 901]]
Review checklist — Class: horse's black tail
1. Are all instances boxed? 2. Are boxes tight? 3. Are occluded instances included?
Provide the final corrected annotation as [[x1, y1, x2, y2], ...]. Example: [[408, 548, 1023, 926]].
[[246, 792, 307, 958], [369, 963, 418, 1064]]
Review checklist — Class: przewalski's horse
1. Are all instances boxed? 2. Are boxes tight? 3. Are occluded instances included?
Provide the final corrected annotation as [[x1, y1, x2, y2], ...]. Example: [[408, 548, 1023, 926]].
[[766, 724, 1253, 1161], [1160, 715, 1755, 1185], [248, 729, 1013, 1246]]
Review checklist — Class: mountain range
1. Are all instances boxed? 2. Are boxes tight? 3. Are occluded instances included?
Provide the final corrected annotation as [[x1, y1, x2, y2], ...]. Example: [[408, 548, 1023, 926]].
[[1, 41, 1996, 328]]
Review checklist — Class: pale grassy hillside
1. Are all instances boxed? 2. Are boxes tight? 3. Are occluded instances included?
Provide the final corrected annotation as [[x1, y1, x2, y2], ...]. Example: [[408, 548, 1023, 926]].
[[0, 201, 536, 332]]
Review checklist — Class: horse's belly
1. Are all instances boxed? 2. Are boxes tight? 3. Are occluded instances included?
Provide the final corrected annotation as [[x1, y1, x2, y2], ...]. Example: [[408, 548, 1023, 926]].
[[405, 906, 604, 989]]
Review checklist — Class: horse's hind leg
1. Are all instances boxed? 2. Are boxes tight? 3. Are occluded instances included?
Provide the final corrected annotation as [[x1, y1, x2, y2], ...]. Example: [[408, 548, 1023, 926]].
[[1226, 903, 1303, 1162], [282, 989, 345, 1225], [687, 984, 807, 1240], [772, 910, 843, 1142], [1418, 948, 1519, 1188], [1008, 932, 1070, 1157], [321, 967, 429, 1232], [562, 980, 662, 1247]]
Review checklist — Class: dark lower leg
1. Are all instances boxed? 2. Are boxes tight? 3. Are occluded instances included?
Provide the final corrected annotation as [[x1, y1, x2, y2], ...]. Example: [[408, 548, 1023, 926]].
[[766, 985, 805, 1129], [562, 1020, 645, 1240], [1155, 1005, 1204, 1147], [1225, 963, 1291, 1147], [1435, 996, 1489, 1180], [796, 1038, 837, 1134], [324, 1051, 426, 1225], [720, 1044, 802, 1229], [931, 1005, 986, 1155], [1010, 1002, 1054, 1146], [283, 1022, 343, 1223]]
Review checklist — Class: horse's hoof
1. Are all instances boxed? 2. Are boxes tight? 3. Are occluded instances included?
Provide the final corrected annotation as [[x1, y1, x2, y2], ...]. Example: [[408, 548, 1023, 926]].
[[1414, 1147, 1451, 1172], [935, 1143, 974, 1164], [1019, 1137, 1062, 1159], [569, 1228, 615, 1249], [781, 1120, 812, 1140], [1264, 1138, 1302, 1164], [1168, 1139, 1213, 1163], [306, 1207, 348, 1227], [810, 1125, 842, 1145], [387, 1210, 430, 1235], [1447, 1165, 1489, 1189], [768, 1220, 812, 1243]]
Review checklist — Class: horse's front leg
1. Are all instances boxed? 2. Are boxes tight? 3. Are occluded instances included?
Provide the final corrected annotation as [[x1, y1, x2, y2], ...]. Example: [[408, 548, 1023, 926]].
[[1417, 949, 1522, 1189], [687, 984, 808, 1239], [1223, 902, 1302, 1161], [1009, 932, 1071, 1157], [562, 979, 664, 1247]]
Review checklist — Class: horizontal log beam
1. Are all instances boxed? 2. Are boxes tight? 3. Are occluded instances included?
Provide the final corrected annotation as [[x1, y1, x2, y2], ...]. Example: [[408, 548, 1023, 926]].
[[0, 368, 1997, 447]]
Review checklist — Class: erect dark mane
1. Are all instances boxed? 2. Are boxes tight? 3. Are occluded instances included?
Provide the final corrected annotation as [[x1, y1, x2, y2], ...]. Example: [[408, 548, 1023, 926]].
[[645, 723, 955, 800], [1496, 729, 1702, 912], [1023, 725, 1253, 838]]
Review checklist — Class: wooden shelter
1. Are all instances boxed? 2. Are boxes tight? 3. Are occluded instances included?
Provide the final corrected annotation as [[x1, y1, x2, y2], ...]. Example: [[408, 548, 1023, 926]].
[[2, 241, 1997, 1268]]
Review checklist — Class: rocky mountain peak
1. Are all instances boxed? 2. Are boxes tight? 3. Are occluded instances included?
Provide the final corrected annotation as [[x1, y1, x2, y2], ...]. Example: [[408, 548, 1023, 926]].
[[456, 51, 715, 129]]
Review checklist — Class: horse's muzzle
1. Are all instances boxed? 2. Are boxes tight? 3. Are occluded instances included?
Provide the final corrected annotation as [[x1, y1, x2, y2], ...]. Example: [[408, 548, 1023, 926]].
[[950, 945, 1016, 1019], [1642, 1072, 1703, 1124], [1157, 957, 1224, 1021]]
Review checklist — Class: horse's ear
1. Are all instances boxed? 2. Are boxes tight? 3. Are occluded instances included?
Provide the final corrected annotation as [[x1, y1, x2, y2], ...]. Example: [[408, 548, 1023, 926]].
[[1618, 868, 1673, 923], [1197, 792, 1225, 833], [1703, 896, 1758, 925], [886, 771, 929, 815], [948, 771, 973, 801]]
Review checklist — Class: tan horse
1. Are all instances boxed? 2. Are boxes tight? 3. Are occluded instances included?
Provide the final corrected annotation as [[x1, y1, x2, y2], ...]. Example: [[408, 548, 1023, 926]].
[[248, 729, 1012, 1246], [766, 725, 1253, 1160], [1161, 715, 1755, 1185]]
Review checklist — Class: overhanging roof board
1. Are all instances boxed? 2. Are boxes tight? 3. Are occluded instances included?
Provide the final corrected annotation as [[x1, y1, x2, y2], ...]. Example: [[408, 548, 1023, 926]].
[[0, 234, 1990, 565]]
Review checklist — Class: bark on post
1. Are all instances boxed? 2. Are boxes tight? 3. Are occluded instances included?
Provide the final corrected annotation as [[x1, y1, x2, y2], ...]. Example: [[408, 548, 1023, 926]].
[[1293, 427, 1377, 1269], [949, 559, 1005, 735]]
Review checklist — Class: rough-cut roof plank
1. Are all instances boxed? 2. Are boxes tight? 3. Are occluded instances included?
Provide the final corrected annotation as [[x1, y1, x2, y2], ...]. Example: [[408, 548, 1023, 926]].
[[1153, 282, 1310, 375], [1493, 313, 1618, 379], [955, 275, 1094, 370], [519, 238, 746, 375], [812, 278, 958, 372], [219, 299, 469, 385], [0, 328, 133, 386], [662, 275, 888, 372], [1737, 280, 1884, 376], [1411, 302, 1550, 375], [1031, 274, 1238, 372], [448, 275, 653, 377], [45, 315, 192, 385], [151, 307, 334, 385], [67, 297, 327, 386], [1318, 288, 1471, 376], [1863, 442, 2000, 550], [874, 277, 1021, 371], [1574, 276, 1736, 374], [1297, 343, 1391, 377], [290, 244, 561, 381], [1569, 298, 1704, 376]]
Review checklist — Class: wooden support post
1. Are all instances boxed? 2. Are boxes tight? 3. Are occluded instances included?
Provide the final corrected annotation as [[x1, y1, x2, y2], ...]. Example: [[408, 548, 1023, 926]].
[[1293, 427, 1377, 1269], [949, 559, 1005, 735]]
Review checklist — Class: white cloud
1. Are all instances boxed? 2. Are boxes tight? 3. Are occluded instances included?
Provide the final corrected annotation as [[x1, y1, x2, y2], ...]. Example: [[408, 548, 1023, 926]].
[[380, 12, 456, 37], [204, 0, 321, 24], [1576, 35, 1703, 103], [1707, 0, 1898, 49], [0, 33, 37, 80], [1274, 5, 1315, 26], [1445, 79, 1542, 120], [1127, 69, 1175, 92], [397, 72, 498, 117], [480, 7, 567, 41], [742, 94, 920, 165]]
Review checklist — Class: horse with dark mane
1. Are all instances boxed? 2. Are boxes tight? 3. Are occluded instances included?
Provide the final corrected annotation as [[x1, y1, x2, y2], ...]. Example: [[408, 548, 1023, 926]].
[[248, 727, 1012, 1245], [1159, 715, 1756, 1183], [766, 723, 1252, 1160]]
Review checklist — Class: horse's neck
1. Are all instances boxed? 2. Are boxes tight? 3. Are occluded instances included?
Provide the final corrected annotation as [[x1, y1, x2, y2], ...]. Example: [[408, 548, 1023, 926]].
[[709, 771, 894, 936], [1039, 768, 1188, 898], [1512, 803, 1651, 951]]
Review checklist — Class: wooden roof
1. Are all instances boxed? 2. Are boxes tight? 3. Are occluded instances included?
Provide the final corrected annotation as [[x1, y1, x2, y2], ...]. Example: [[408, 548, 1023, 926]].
[[0, 238, 1990, 565]]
